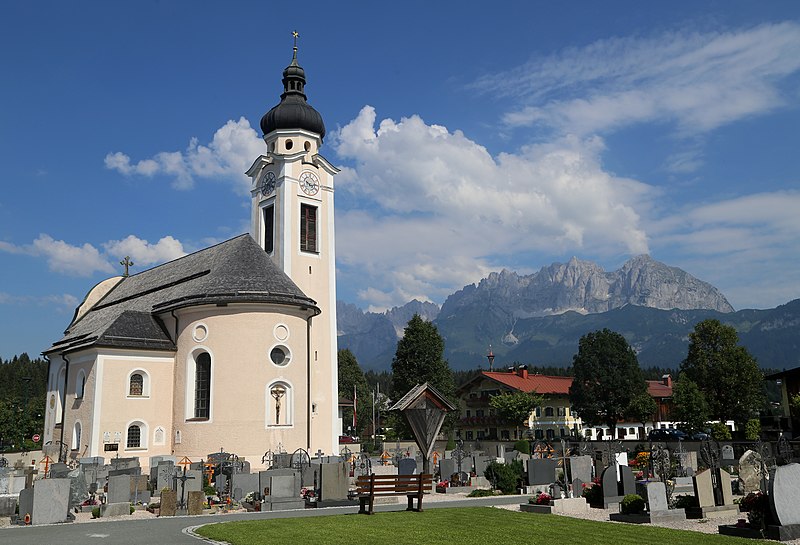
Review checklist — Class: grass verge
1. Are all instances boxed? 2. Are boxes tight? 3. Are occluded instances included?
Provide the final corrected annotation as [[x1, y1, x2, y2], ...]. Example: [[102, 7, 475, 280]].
[[195, 507, 757, 545]]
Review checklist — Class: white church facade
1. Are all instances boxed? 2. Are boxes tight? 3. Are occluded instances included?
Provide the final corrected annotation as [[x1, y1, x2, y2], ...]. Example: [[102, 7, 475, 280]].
[[42, 42, 339, 467]]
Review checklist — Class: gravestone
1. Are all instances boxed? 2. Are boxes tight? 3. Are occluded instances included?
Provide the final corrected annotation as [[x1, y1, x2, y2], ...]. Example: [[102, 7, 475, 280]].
[[187, 490, 205, 515], [693, 469, 715, 508], [473, 455, 491, 477], [601, 465, 624, 508], [646, 481, 669, 513], [160, 489, 177, 516], [109, 465, 142, 477], [620, 465, 635, 496], [215, 474, 227, 493], [157, 461, 175, 492], [49, 462, 70, 478], [0, 468, 10, 495], [318, 462, 349, 502], [0, 496, 16, 516], [261, 469, 303, 511], [185, 469, 203, 493], [673, 476, 694, 495], [719, 468, 734, 505], [398, 458, 417, 475], [769, 463, 800, 527], [738, 450, 762, 494], [230, 473, 259, 501], [527, 458, 557, 486], [439, 458, 456, 480], [108, 474, 132, 504], [721, 444, 735, 463], [18, 478, 71, 525], [569, 456, 593, 485]]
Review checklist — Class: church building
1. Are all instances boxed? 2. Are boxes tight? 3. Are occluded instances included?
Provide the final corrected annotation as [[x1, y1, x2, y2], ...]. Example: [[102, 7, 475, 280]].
[[42, 41, 339, 466]]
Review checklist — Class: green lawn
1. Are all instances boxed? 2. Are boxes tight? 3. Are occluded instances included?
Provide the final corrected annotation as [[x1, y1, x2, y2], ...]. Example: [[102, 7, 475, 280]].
[[196, 507, 759, 545]]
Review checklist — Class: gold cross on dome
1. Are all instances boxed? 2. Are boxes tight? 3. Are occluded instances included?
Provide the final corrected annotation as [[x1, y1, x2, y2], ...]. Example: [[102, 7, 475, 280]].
[[292, 30, 299, 47]]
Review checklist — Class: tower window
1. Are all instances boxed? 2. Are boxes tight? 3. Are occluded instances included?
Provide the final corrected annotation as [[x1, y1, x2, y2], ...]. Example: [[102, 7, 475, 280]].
[[194, 352, 211, 419], [263, 204, 274, 254], [129, 373, 144, 396], [300, 204, 318, 253], [127, 424, 141, 448]]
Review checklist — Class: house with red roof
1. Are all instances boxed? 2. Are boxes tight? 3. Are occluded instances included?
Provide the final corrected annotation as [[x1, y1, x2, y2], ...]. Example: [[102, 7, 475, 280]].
[[456, 366, 674, 442]]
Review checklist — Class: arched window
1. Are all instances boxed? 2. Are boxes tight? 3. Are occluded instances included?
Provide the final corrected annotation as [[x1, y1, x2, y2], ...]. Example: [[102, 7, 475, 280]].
[[75, 370, 86, 399], [266, 381, 292, 426], [72, 421, 81, 451], [129, 373, 144, 396], [55, 367, 66, 422], [194, 353, 211, 419], [127, 424, 141, 448]]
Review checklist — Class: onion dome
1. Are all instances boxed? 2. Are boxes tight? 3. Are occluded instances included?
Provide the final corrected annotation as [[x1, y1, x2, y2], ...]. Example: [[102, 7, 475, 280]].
[[260, 37, 326, 140]]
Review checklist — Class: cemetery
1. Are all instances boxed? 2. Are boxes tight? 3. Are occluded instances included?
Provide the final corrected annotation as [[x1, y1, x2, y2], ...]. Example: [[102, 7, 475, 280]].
[[1, 385, 799, 543]]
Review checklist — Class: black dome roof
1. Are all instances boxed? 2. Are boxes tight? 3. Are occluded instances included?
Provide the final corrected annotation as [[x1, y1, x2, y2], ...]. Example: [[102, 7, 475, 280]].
[[260, 47, 325, 140]]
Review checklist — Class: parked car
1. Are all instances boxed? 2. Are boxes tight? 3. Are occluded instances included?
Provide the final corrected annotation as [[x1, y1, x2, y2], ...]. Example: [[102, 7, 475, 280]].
[[648, 428, 687, 441], [688, 430, 710, 440]]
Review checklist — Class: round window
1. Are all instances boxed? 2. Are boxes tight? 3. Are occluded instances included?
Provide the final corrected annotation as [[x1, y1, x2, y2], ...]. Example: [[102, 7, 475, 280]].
[[270, 346, 290, 366]]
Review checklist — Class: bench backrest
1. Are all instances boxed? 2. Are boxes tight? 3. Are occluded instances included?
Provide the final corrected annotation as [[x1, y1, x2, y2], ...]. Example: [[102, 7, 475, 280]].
[[355, 473, 434, 494]]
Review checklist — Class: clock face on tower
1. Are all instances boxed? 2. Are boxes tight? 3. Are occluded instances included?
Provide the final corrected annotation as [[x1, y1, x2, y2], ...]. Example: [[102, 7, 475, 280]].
[[299, 171, 320, 196], [261, 171, 277, 196]]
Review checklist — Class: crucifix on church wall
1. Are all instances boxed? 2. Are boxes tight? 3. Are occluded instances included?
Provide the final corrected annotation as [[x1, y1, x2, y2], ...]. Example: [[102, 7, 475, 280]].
[[271, 385, 286, 425]]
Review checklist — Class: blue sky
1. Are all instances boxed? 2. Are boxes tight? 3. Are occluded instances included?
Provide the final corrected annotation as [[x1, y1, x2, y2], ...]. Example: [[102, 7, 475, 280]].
[[2, 1, 800, 359]]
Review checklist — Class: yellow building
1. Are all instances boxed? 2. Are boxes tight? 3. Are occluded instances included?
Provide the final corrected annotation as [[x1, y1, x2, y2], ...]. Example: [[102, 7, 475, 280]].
[[42, 43, 338, 467]]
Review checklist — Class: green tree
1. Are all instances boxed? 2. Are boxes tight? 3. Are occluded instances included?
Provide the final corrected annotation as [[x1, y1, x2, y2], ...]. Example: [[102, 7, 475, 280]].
[[680, 319, 765, 425], [671, 375, 710, 434], [337, 349, 369, 436], [489, 390, 544, 439], [390, 314, 455, 438], [568, 329, 647, 439], [625, 392, 658, 439]]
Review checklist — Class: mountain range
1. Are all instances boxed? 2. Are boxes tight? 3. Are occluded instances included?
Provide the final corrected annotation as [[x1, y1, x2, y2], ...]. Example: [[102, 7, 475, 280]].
[[337, 255, 800, 371]]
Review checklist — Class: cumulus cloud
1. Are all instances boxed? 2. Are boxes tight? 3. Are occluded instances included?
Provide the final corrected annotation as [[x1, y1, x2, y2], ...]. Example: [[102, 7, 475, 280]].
[[103, 235, 186, 267], [0, 234, 190, 277], [0, 292, 79, 308], [105, 117, 264, 193], [332, 106, 653, 309], [473, 22, 800, 137]]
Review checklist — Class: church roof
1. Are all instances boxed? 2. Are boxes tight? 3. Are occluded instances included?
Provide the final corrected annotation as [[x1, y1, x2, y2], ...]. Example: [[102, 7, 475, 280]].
[[47, 234, 319, 355]]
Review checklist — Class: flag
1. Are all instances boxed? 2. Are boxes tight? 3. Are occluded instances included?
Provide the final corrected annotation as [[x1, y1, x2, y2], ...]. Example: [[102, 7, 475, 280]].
[[353, 385, 357, 431]]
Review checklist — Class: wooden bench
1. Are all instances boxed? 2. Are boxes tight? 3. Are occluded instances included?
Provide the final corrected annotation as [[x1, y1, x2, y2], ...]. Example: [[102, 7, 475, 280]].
[[355, 473, 434, 515]]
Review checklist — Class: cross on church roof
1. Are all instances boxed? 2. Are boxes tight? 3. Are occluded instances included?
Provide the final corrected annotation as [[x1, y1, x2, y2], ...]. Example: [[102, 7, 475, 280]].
[[120, 256, 134, 277]]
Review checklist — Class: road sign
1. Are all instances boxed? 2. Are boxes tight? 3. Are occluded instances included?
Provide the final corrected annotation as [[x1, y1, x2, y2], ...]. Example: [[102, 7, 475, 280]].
[[32, 434, 40, 442]]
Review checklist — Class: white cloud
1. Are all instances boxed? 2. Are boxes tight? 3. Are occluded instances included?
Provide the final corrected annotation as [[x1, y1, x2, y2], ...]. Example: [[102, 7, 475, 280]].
[[105, 117, 264, 193], [31, 235, 114, 277], [0, 292, 79, 308], [474, 22, 800, 136], [332, 106, 653, 309], [103, 235, 186, 267]]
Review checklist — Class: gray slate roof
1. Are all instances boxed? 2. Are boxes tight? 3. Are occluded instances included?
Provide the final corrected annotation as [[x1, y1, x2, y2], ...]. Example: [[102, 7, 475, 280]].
[[47, 234, 318, 354]]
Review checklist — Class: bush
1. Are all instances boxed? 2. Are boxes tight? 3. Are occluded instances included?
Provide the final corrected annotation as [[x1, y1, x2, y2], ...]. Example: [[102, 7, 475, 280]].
[[91, 507, 101, 519], [711, 422, 732, 441], [467, 489, 495, 497], [130, 504, 135, 515], [204, 485, 216, 496], [620, 494, 645, 515], [485, 460, 524, 495], [744, 419, 761, 441], [674, 494, 698, 509], [513, 440, 530, 454]]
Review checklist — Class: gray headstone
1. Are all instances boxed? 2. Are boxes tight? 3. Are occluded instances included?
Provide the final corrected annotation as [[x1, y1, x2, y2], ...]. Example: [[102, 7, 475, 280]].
[[0, 468, 10, 495], [215, 474, 227, 493], [319, 462, 349, 501], [439, 458, 456, 480], [187, 490, 205, 516], [769, 462, 800, 526], [646, 481, 669, 513], [673, 476, 694, 495], [108, 466, 142, 477], [108, 474, 132, 504], [22, 478, 71, 525], [568, 456, 593, 484], [157, 461, 175, 492], [721, 444, 735, 462], [0, 496, 16, 516], [184, 469, 203, 493], [619, 465, 635, 496], [601, 466, 619, 500], [527, 458, 557, 486], [571, 478, 584, 496], [272, 453, 292, 469], [693, 469, 715, 508], [473, 456, 491, 477], [49, 462, 70, 478], [80, 456, 105, 466], [231, 473, 259, 500], [398, 458, 417, 475], [111, 457, 139, 470]]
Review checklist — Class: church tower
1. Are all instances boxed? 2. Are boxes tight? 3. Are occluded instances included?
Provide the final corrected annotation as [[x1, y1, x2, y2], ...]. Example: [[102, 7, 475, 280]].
[[246, 35, 339, 453]]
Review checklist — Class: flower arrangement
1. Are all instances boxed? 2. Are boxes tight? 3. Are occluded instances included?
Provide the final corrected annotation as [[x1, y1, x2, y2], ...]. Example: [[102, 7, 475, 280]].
[[532, 492, 552, 505], [740, 491, 770, 530], [581, 477, 603, 506]]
